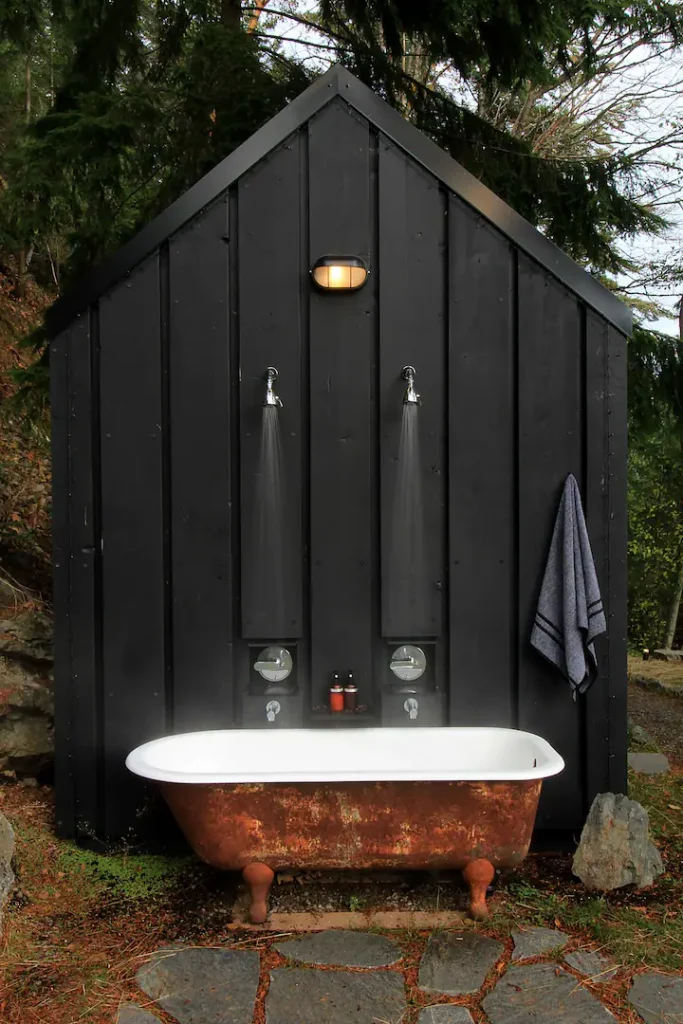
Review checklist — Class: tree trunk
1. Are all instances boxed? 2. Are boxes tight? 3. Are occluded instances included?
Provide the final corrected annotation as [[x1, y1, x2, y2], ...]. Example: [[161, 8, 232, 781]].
[[664, 559, 683, 649]]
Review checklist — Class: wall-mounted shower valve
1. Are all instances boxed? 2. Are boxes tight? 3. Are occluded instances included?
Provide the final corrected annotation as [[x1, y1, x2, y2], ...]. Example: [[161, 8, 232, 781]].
[[265, 700, 281, 722], [390, 645, 426, 682], [404, 697, 419, 720], [254, 646, 292, 682]]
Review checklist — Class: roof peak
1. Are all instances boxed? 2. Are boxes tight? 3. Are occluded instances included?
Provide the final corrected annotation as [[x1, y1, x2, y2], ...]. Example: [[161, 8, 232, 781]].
[[46, 65, 630, 337]]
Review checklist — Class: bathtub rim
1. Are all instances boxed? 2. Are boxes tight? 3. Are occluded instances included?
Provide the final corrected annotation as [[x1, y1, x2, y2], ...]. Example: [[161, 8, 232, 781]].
[[125, 726, 565, 784]]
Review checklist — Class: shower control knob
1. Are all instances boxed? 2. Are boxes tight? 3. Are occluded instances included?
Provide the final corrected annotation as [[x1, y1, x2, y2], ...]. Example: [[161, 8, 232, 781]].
[[390, 645, 426, 682], [254, 646, 293, 682]]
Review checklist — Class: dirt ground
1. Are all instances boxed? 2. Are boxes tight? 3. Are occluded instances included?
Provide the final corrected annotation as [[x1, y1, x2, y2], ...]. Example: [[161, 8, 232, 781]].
[[628, 681, 683, 765]]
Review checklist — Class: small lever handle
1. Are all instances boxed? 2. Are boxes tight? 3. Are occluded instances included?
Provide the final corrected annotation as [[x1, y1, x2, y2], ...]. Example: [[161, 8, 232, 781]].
[[404, 697, 419, 720]]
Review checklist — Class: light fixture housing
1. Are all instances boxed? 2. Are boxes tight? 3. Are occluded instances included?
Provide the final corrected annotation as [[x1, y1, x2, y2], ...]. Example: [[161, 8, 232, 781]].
[[311, 255, 368, 291]]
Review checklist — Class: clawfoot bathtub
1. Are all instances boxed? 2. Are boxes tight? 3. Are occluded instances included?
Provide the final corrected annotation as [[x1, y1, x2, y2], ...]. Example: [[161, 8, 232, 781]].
[[126, 727, 563, 923]]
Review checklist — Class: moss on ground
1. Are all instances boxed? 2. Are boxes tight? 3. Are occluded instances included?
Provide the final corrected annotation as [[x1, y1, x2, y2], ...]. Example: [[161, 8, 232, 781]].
[[56, 843, 195, 901]]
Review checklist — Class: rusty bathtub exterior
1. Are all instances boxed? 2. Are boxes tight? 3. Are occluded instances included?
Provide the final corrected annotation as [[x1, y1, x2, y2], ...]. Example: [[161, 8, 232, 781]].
[[161, 778, 543, 921]]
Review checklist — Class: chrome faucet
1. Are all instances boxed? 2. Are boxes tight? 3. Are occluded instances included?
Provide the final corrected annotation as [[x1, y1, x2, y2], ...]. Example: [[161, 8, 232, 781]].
[[266, 700, 281, 722], [404, 697, 419, 720], [402, 365, 421, 405], [263, 367, 283, 407]]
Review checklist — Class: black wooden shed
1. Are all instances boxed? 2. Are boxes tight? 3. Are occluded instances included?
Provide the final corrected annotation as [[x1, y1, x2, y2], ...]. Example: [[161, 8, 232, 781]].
[[48, 65, 628, 846]]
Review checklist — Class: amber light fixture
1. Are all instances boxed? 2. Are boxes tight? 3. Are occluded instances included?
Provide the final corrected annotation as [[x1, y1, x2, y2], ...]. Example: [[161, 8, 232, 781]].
[[311, 255, 368, 291]]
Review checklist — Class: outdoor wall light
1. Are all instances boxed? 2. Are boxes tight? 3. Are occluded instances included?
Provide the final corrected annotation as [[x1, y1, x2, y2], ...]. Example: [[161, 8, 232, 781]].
[[311, 255, 368, 291]]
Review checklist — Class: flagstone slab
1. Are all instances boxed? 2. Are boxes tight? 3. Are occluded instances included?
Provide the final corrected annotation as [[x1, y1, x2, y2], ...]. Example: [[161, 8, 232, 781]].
[[116, 1005, 160, 1024], [482, 963, 615, 1023], [511, 927, 569, 961], [564, 950, 618, 983], [417, 1006, 475, 1024], [265, 967, 406, 1024], [627, 753, 670, 775], [628, 972, 683, 1024], [418, 931, 504, 995], [136, 948, 259, 1024], [274, 929, 401, 966]]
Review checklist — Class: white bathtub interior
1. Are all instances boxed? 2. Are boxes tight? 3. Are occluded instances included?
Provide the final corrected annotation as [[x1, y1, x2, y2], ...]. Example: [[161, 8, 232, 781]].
[[126, 727, 564, 784]]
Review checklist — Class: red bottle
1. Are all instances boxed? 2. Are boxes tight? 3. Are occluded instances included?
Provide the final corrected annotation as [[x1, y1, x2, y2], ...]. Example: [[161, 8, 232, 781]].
[[329, 674, 344, 712]]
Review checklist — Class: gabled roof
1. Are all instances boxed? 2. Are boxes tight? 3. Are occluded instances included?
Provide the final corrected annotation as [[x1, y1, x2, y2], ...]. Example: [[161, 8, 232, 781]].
[[45, 64, 631, 337]]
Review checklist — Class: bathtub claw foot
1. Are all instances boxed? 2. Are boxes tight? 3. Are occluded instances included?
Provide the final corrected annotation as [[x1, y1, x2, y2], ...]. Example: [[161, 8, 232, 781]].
[[462, 859, 495, 920], [242, 862, 275, 924]]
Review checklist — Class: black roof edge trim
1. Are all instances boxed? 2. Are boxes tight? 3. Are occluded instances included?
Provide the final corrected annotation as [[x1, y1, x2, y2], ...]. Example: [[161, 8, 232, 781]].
[[45, 64, 631, 338]]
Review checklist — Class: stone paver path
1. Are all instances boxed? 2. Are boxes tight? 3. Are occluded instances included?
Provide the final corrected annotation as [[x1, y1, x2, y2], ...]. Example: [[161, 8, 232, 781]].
[[511, 926, 569, 960], [137, 948, 259, 1024], [482, 963, 615, 1023], [266, 968, 406, 1024], [565, 949, 618, 983], [116, 1005, 160, 1024], [274, 929, 401, 966], [418, 931, 504, 995], [629, 973, 683, 1024], [627, 752, 670, 775], [128, 929, 683, 1024], [417, 1007, 474, 1024]]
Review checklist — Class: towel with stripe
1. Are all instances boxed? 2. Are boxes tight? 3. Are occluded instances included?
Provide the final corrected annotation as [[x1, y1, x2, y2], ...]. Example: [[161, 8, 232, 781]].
[[530, 474, 606, 699]]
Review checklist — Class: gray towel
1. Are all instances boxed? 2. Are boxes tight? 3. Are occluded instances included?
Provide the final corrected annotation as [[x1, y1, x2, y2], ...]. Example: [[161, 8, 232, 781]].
[[530, 474, 606, 698]]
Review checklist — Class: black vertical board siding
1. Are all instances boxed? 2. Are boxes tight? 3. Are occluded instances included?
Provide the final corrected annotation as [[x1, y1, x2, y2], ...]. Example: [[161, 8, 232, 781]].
[[607, 326, 628, 794], [309, 101, 374, 706], [169, 199, 234, 731], [100, 256, 166, 839], [239, 135, 303, 639], [378, 140, 445, 640], [584, 311, 610, 802], [67, 313, 102, 837], [448, 201, 515, 727], [51, 327, 74, 836], [517, 255, 583, 829]]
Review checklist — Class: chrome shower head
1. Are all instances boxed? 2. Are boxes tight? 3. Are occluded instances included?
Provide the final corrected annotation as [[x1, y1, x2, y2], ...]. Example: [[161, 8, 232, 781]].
[[263, 366, 283, 407], [402, 365, 421, 405]]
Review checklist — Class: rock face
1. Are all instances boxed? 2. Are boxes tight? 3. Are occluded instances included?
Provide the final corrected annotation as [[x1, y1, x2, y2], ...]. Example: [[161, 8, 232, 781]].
[[572, 793, 663, 891], [0, 611, 54, 777], [0, 810, 15, 924]]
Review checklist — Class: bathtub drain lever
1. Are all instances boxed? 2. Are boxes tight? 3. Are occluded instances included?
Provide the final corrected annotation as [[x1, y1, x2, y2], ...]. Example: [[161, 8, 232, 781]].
[[266, 700, 281, 722]]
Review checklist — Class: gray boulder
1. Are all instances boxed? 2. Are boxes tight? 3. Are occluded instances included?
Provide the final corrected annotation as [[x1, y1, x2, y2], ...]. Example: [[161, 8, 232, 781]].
[[572, 793, 663, 891], [0, 810, 15, 925], [0, 655, 54, 775]]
